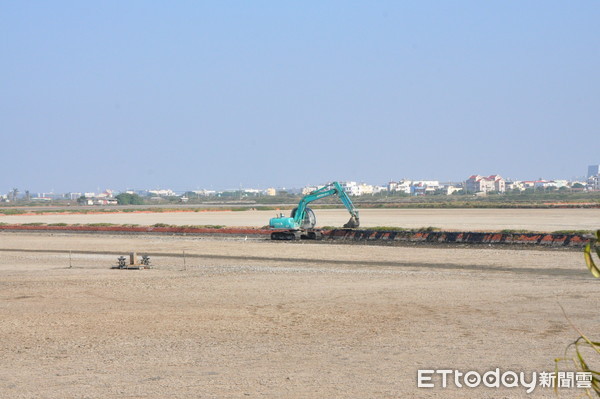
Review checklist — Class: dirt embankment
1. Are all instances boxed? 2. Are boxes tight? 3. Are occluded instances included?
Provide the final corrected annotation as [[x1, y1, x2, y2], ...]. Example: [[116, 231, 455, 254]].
[[0, 223, 592, 248]]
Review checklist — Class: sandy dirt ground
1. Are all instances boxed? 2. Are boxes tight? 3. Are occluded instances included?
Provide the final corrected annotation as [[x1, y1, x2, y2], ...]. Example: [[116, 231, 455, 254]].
[[2, 208, 600, 231], [1, 232, 599, 398]]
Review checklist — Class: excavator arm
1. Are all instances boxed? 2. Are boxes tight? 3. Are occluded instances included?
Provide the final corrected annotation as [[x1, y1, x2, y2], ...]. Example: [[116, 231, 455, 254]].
[[292, 181, 360, 228], [332, 182, 360, 228]]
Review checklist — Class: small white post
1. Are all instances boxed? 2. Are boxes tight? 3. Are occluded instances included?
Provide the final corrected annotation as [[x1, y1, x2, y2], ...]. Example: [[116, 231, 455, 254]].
[[130, 252, 136, 266]]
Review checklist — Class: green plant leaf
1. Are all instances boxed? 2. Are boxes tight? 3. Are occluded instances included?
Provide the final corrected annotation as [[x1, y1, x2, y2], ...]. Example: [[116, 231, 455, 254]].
[[583, 231, 600, 278]]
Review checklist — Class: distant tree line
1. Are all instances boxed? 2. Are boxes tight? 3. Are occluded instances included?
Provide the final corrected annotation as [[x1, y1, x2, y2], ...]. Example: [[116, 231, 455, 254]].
[[115, 193, 144, 205]]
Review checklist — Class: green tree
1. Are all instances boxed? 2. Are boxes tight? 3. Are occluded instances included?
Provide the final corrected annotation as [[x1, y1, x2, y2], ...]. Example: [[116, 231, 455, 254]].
[[115, 193, 144, 205]]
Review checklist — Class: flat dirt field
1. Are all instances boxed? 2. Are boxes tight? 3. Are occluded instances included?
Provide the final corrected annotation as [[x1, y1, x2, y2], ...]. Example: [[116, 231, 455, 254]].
[[3, 208, 600, 231], [1, 231, 599, 398]]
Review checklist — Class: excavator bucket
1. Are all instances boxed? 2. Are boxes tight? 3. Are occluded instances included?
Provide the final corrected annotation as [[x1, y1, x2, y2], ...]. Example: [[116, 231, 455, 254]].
[[343, 215, 360, 229]]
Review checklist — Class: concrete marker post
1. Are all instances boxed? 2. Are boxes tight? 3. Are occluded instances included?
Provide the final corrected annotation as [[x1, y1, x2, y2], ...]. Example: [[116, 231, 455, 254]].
[[130, 252, 137, 266]]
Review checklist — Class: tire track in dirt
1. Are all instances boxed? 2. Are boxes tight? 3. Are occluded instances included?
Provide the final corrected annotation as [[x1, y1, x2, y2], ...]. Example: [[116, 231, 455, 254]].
[[0, 248, 588, 278]]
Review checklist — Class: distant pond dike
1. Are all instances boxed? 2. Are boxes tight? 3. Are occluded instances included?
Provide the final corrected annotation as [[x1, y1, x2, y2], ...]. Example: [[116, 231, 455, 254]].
[[327, 229, 589, 247]]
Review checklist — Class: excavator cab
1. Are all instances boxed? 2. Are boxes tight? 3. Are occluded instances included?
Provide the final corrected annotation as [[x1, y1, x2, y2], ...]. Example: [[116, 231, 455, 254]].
[[291, 207, 316, 229]]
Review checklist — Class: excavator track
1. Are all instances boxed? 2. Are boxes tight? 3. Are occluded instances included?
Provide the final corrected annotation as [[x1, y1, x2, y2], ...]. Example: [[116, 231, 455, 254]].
[[271, 231, 301, 240], [271, 230, 323, 240]]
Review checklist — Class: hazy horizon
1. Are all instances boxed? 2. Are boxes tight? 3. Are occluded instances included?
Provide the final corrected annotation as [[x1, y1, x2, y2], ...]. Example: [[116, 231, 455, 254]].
[[2, 2, 598, 192]]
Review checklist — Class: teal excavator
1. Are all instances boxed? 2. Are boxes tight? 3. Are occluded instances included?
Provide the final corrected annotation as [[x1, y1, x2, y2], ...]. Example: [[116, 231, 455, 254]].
[[269, 181, 360, 240]]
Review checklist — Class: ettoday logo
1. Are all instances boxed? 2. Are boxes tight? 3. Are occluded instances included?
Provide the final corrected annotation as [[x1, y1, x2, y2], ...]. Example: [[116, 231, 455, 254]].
[[417, 369, 593, 393]]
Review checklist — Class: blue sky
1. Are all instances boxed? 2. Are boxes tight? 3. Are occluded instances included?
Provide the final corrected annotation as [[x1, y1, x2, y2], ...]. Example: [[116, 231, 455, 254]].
[[1, 1, 599, 192]]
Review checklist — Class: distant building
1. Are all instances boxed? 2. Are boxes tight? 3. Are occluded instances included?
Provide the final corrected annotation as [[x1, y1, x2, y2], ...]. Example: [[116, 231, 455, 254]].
[[358, 183, 374, 195], [534, 180, 552, 189], [466, 175, 505, 193], [466, 175, 495, 193], [388, 180, 411, 194], [410, 181, 440, 196], [35, 192, 66, 200], [588, 176, 600, 191], [192, 189, 216, 197], [96, 189, 114, 198], [95, 198, 118, 205], [585, 174, 600, 191], [265, 188, 277, 196], [588, 165, 600, 178], [340, 181, 361, 196], [521, 181, 535, 189], [148, 189, 175, 197], [505, 181, 519, 191], [77, 196, 117, 205], [302, 186, 319, 195], [552, 180, 569, 188], [441, 184, 463, 195]]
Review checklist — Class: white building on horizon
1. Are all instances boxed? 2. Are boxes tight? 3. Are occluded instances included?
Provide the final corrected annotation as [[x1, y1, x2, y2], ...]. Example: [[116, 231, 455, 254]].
[[466, 175, 506, 193]]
